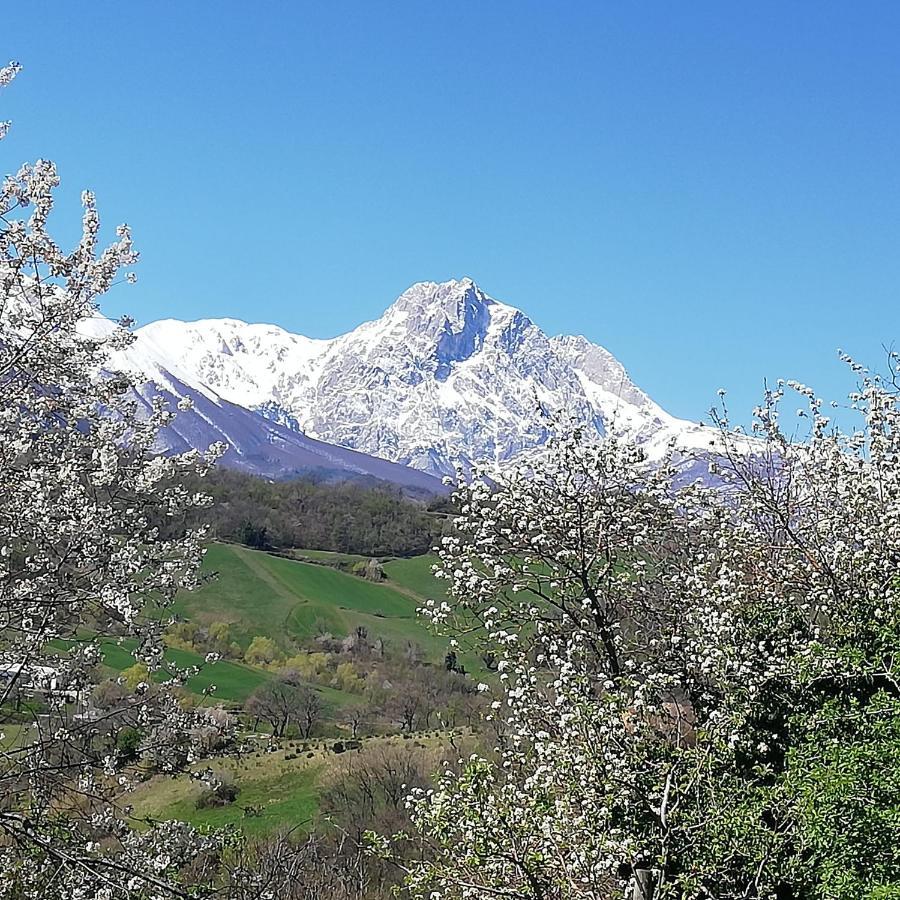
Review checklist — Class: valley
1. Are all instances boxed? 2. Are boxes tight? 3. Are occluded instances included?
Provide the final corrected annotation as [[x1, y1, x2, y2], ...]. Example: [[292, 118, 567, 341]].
[[3, 14, 894, 897]]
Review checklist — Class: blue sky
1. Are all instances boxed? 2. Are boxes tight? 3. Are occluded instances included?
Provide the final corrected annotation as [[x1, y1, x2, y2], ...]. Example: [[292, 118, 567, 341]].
[[2, 2, 899, 426]]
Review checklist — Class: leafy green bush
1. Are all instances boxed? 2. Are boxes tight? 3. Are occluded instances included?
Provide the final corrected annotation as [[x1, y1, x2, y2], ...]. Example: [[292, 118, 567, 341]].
[[115, 727, 142, 763]]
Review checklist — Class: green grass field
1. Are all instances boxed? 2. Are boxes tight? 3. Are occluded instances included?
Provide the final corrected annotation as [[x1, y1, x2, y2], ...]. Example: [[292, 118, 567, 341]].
[[176, 544, 458, 664], [43, 544, 459, 711], [97, 638, 270, 703], [128, 734, 447, 836], [289, 548, 370, 565], [47, 545, 473, 710], [129, 746, 321, 835], [0, 723, 33, 751], [383, 554, 448, 602]]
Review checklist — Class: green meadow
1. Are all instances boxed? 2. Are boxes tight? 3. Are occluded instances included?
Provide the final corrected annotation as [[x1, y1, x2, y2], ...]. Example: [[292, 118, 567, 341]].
[[48, 545, 480, 711], [69, 542, 475, 713], [174, 543, 458, 662], [129, 746, 322, 835], [127, 733, 452, 837], [97, 637, 270, 704], [383, 554, 449, 602]]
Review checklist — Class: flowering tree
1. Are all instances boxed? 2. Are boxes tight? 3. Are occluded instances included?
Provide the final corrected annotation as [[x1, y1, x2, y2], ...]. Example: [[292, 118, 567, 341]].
[[0, 62, 230, 897], [401, 370, 900, 899]]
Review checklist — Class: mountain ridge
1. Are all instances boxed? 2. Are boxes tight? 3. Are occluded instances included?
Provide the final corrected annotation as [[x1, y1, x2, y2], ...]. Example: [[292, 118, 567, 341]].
[[128, 278, 721, 478], [82, 314, 444, 493]]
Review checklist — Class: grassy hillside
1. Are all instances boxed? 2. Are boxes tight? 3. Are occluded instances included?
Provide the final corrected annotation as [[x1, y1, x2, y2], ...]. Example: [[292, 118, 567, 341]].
[[127, 734, 447, 837], [117, 548, 479, 839], [97, 638, 270, 704], [175, 543, 458, 663], [383, 554, 448, 602], [130, 748, 321, 835], [45, 545, 474, 710]]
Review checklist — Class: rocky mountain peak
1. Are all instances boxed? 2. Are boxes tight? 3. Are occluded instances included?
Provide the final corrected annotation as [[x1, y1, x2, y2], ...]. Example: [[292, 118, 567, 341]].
[[389, 277, 481, 313], [386, 278, 492, 342], [126, 280, 718, 478], [379, 279, 539, 373]]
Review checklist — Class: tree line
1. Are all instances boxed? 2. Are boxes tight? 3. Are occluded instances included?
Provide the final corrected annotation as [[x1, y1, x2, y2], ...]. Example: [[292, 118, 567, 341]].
[[175, 466, 452, 556]]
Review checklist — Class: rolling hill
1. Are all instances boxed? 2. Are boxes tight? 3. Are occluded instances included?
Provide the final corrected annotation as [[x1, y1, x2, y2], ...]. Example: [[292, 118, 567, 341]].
[[175, 543, 451, 658], [89, 544, 460, 710]]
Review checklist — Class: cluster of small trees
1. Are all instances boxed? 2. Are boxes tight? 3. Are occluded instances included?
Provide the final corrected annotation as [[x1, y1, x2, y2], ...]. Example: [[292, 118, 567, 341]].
[[245, 676, 323, 738], [239, 634, 487, 741], [167, 619, 244, 659], [242, 636, 368, 692]]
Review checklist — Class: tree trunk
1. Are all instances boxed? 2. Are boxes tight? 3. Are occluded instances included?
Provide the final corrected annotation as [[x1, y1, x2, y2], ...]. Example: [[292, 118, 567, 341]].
[[632, 869, 657, 900]]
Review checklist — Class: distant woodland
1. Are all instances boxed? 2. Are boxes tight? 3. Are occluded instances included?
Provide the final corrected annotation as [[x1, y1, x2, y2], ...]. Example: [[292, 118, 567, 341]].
[[177, 468, 454, 556]]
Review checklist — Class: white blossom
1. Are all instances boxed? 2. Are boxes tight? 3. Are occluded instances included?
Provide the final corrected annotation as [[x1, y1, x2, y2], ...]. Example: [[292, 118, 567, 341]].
[[402, 374, 900, 899], [0, 65, 230, 897]]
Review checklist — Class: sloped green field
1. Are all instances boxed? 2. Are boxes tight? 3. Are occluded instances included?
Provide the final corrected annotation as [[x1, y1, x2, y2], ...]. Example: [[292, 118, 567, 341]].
[[175, 544, 456, 662], [130, 750, 322, 835], [383, 554, 448, 602], [97, 638, 270, 703], [52, 545, 478, 708], [64, 544, 463, 710], [118, 550, 476, 837]]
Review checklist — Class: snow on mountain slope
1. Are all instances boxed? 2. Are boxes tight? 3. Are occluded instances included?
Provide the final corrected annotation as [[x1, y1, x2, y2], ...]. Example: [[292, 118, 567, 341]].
[[81, 315, 443, 492], [133, 318, 327, 411], [126, 371, 443, 493], [134, 278, 723, 478]]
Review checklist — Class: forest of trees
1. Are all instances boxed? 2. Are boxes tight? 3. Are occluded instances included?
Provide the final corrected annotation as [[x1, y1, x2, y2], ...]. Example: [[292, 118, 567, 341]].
[[176, 467, 452, 556]]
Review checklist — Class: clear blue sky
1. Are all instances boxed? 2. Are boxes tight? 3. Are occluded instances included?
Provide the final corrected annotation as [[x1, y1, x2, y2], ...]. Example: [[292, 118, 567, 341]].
[[3, 2, 899, 426]]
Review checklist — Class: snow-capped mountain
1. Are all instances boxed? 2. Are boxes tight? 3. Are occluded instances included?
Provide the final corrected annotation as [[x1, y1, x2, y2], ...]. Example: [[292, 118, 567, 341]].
[[80, 315, 444, 493], [129, 278, 721, 479]]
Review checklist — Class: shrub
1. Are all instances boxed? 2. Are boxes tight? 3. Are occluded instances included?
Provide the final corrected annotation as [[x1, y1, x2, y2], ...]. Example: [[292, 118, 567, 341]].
[[244, 635, 282, 666], [196, 780, 239, 809], [121, 663, 150, 692], [115, 727, 142, 763]]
